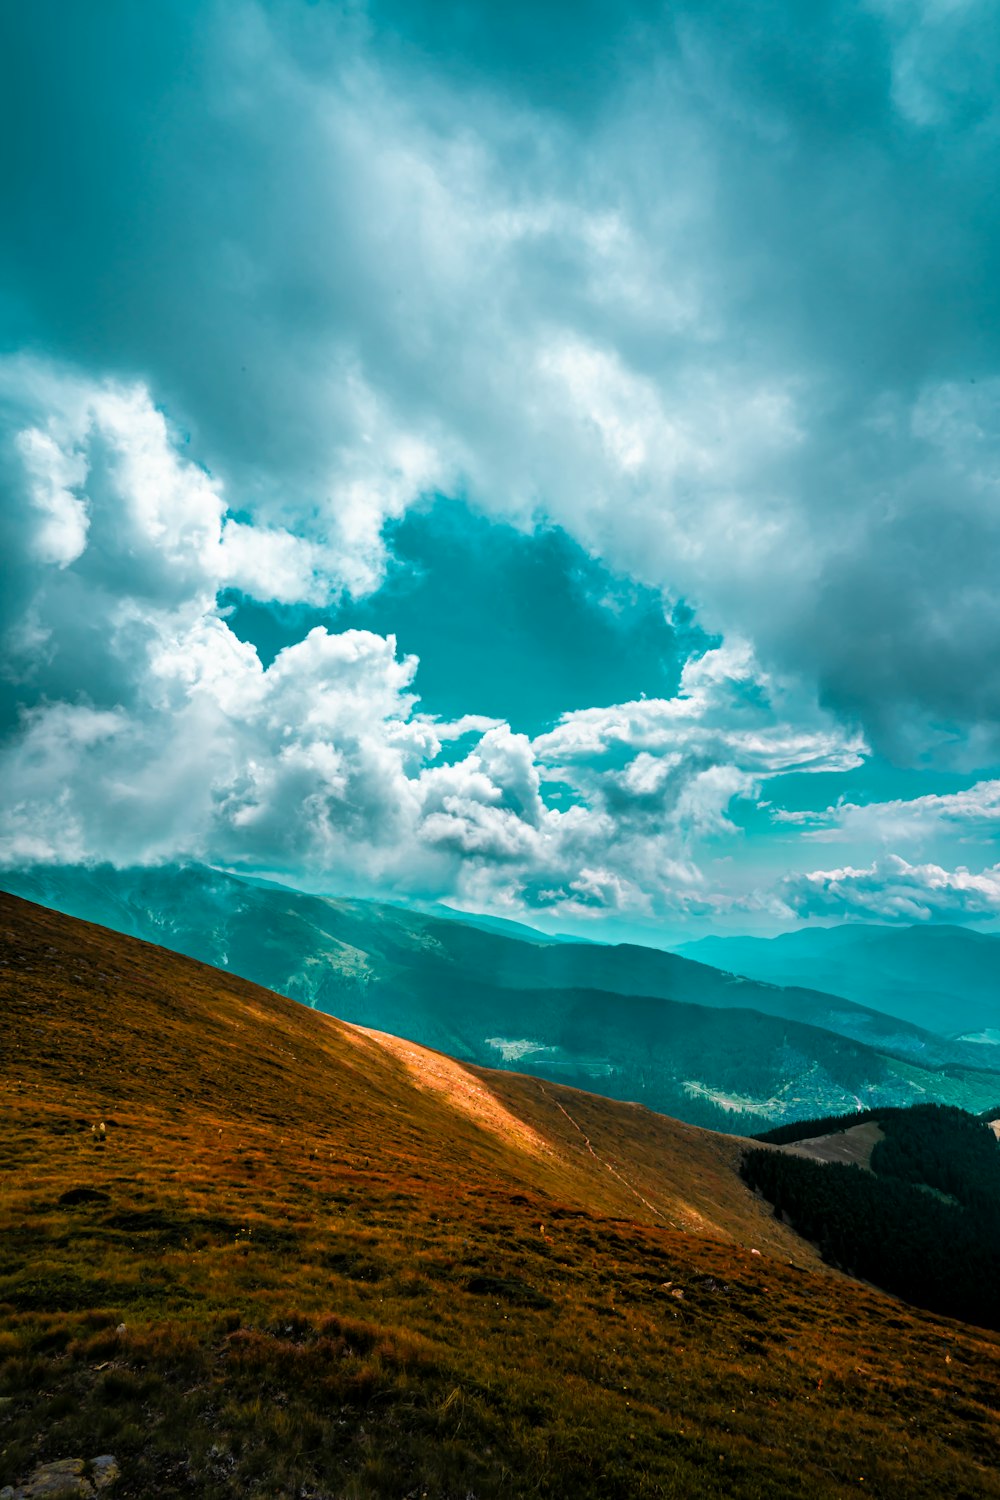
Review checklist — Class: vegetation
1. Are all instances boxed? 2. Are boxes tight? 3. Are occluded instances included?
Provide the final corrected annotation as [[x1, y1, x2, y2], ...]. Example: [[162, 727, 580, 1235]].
[[3, 863, 997, 1141], [742, 1104, 1000, 1329], [4, 893, 1000, 1499]]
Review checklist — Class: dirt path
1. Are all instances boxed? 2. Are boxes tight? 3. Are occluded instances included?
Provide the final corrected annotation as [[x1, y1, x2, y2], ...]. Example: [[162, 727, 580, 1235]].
[[533, 1080, 676, 1226]]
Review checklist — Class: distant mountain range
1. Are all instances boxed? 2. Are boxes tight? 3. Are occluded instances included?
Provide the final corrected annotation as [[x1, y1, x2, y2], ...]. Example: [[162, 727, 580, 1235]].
[[3, 862, 998, 1132], [677, 924, 1000, 1038]]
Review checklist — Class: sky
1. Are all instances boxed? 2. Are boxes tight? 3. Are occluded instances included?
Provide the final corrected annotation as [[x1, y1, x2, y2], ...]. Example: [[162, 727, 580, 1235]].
[[1, 0, 999, 941]]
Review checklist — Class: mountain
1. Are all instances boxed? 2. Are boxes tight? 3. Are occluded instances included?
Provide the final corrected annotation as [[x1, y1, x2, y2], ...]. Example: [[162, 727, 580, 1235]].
[[400, 899, 576, 945], [3, 863, 998, 1132], [4, 891, 1000, 1499], [678, 923, 1000, 1038]]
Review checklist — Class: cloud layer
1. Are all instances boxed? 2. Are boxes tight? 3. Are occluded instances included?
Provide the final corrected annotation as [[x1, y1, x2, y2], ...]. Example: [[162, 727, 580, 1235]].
[[782, 856, 1000, 924], [4, 1, 1000, 758], [0, 359, 865, 925], [773, 780, 1000, 842], [2, 1, 1000, 930]]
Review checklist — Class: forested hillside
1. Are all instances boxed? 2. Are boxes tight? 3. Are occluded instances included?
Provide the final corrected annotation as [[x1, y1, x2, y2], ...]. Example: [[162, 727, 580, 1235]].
[[743, 1104, 1000, 1326]]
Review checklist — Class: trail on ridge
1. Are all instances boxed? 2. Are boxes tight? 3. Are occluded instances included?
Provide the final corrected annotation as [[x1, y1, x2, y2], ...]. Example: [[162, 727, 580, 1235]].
[[533, 1080, 678, 1228]]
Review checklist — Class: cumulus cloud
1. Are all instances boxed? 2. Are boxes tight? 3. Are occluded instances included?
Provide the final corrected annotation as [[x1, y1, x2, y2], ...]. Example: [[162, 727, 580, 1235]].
[[16, 427, 90, 568], [534, 643, 865, 852], [781, 855, 1000, 924], [0, 359, 366, 713], [3, 1, 1000, 761], [0, 363, 871, 924]]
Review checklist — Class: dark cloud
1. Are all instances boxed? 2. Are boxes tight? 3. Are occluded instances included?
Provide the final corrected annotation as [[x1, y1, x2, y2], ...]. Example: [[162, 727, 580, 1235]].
[[1, 2, 994, 758], [2, 0, 1000, 927]]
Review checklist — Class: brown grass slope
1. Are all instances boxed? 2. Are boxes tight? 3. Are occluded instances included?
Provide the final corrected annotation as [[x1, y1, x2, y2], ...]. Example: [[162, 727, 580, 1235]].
[[1, 892, 999, 1499]]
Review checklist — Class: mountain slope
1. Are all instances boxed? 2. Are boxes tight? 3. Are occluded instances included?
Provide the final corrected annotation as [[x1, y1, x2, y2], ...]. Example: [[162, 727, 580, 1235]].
[[3, 863, 997, 1133], [3, 892, 1000, 1499], [0, 891, 798, 1246], [678, 923, 1000, 1038]]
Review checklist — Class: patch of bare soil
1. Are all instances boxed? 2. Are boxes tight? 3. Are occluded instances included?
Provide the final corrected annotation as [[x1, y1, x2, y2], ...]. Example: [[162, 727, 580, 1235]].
[[783, 1120, 885, 1169]]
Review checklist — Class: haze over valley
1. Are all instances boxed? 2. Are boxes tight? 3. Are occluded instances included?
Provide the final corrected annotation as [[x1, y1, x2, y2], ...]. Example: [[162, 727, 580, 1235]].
[[5, 863, 998, 1138]]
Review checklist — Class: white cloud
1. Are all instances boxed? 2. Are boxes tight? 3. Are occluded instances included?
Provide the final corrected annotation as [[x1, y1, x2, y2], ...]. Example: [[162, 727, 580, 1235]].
[[16, 427, 90, 568], [535, 641, 865, 784], [217, 520, 339, 606], [771, 779, 1000, 841], [0, 364, 868, 925], [781, 855, 1000, 923]]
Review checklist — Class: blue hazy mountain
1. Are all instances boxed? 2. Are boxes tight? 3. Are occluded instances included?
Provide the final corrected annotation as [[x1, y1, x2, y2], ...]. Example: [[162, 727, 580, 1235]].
[[677, 925, 1000, 1040], [3, 862, 998, 1133]]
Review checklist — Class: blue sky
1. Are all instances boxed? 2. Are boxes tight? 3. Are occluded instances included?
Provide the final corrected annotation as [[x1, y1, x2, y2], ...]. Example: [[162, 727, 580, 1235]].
[[220, 500, 711, 729], [1, 0, 999, 939]]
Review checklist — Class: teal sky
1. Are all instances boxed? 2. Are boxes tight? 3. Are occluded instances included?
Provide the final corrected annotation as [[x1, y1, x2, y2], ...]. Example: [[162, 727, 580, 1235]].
[[1, 0, 999, 939], [221, 500, 711, 733]]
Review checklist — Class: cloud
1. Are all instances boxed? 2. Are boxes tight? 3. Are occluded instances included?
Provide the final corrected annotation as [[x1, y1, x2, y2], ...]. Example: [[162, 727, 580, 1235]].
[[772, 779, 1000, 842], [2, 604, 847, 921], [535, 641, 865, 800], [3, 2, 1000, 936], [0, 359, 368, 713], [2, 2, 1000, 764], [16, 426, 90, 568], [781, 855, 1000, 924], [0, 363, 867, 926]]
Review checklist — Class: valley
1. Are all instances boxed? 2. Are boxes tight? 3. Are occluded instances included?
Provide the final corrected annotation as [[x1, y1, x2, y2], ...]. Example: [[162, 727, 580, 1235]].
[[3, 864, 997, 1134]]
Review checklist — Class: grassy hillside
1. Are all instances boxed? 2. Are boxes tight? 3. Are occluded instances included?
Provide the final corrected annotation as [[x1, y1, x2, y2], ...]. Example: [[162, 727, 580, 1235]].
[[3, 863, 996, 1133], [3, 893, 1000, 1498], [679, 924, 1000, 1038]]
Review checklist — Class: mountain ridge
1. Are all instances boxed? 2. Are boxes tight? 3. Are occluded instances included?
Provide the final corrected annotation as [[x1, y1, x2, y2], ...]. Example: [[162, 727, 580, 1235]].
[[3, 862, 997, 1132], [678, 923, 1000, 1037]]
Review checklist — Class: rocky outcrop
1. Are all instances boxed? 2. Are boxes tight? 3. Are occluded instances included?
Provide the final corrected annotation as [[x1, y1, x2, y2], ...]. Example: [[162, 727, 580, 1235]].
[[0, 1456, 118, 1499]]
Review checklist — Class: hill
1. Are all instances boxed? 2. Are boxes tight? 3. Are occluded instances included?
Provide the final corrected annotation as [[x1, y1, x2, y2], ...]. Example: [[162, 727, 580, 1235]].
[[3, 864, 997, 1133], [678, 924, 1000, 1039], [743, 1103, 1000, 1329], [3, 892, 1000, 1498]]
